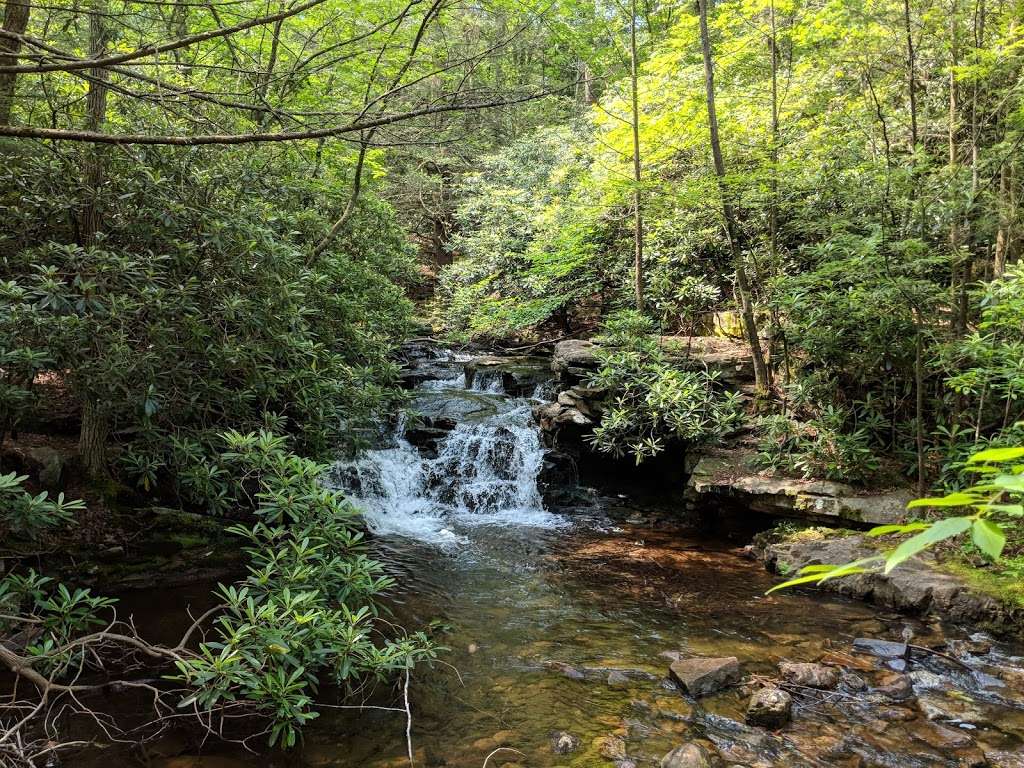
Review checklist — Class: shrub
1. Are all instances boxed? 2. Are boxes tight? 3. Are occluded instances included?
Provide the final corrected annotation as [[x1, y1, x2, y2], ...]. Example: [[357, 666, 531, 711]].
[[0, 471, 83, 538], [585, 311, 744, 463], [755, 408, 880, 484]]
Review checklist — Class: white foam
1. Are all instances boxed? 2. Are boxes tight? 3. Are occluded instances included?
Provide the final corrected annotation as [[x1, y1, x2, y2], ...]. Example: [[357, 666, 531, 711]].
[[329, 400, 565, 546]]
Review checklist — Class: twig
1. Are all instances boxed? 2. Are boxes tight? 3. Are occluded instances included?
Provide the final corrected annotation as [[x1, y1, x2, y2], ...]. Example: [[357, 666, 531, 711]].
[[908, 643, 974, 672], [404, 668, 414, 767], [483, 747, 524, 767]]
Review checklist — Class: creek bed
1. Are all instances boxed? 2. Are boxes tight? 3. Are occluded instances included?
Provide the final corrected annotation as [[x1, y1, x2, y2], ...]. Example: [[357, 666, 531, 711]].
[[71, 347, 1024, 767]]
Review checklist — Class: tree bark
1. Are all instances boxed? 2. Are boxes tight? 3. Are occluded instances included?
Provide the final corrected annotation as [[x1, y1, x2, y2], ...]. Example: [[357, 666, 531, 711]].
[[697, 0, 770, 395], [79, 397, 109, 481], [80, 0, 109, 247], [0, 0, 29, 125]]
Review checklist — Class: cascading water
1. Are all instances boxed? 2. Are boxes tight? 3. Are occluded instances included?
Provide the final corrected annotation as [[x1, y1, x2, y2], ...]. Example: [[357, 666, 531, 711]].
[[328, 355, 566, 545]]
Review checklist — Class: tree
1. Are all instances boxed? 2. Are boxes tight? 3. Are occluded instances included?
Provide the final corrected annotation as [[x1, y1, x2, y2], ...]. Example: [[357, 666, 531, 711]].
[[696, 0, 770, 395]]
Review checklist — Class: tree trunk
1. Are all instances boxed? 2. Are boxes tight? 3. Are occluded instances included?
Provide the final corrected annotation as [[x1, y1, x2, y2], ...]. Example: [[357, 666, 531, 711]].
[[948, 0, 966, 335], [697, 0, 770, 395], [79, 398, 109, 480], [0, 0, 30, 125], [629, 0, 645, 313], [994, 162, 1011, 277], [80, 1, 109, 246], [768, 0, 779, 263], [78, 1, 111, 479]]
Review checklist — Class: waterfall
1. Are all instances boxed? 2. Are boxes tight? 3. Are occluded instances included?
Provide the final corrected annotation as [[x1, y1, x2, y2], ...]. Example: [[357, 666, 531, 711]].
[[328, 401, 566, 546]]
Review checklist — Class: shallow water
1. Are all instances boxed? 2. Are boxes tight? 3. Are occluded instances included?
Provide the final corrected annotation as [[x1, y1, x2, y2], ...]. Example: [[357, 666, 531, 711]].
[[72, 350, 1024, 767], [110, 515, 1024, 768]]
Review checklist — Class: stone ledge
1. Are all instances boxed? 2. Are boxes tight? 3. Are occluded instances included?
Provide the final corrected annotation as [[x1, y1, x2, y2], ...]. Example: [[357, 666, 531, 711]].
[[761, 535, 1023, 633], [685, 449, 914, 527]]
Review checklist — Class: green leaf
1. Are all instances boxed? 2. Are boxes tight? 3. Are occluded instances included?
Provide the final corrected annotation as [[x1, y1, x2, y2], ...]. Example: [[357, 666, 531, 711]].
[[766, 571, 836, 593], [907, 493, 978, 509], [968, 447, 1024, 463], [884, 517, 972, 574], [867, 522, 930, 537], [971, 519, 1006, 560]]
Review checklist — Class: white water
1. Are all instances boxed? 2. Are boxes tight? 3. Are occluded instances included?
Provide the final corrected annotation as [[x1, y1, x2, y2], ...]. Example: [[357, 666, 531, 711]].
[[420, 369, 504, 394], [329, 389, 566, 546]]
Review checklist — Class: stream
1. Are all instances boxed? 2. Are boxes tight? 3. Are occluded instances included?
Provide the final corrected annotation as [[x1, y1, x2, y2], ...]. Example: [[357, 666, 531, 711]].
[[91, 348, 1024, 767]]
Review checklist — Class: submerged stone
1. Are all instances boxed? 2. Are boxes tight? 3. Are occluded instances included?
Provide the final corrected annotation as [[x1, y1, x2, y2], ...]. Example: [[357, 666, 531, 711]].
[[660, 743, 710, 768], [669, 657, 740, 697], [853, 638, 909, 659], [550, 731, 580, 754], [778, 662, 839, 689], [745, 687, 792, 729]]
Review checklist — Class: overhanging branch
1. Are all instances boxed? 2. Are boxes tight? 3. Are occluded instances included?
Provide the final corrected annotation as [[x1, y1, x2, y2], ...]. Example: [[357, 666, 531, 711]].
[[0, 88, 565, 144]]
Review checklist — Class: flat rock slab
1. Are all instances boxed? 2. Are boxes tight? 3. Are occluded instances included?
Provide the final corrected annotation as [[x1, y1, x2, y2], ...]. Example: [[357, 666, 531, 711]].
[[853, 638, 909, 659], [669, 656, 740, 697], [685, 449, 914, 526]]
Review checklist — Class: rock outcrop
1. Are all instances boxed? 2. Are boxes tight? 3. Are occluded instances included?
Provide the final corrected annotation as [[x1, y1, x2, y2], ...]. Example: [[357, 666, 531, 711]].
[[761, 534, 1024, 632], [686, 448, 914, 528]]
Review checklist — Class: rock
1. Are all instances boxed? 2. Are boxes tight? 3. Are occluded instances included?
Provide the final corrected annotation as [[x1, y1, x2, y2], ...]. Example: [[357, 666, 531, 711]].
[[909, 670, 947, 690], [596, 735, 627, 761], [470, 730, 515, 752], [951, 636, 993, 657], [874, 672, 914, 701], [687, 451, 914, 527], [745, 687, 792, 729], [911, 722, 974, 750], [551, 340, 600, 383], [819, 650, 875, 671], [544, 661, 586, 680], [984, 750, 1024, 768], [886, 658, 909, 672], [669, 657, 740, 697], [874, 706, 917, 721], [608, 670, 630, 686], [550, 731, 580, 754], [839, 672, 867, 692], [660, 744, 711, 768], [853, 638, 909, 659], [778, 662, 839, 689], [762, 536, 1024, 632]]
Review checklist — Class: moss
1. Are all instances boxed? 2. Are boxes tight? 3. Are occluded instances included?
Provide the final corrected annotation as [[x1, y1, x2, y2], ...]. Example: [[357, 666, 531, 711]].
[[942, 559, 1024, 610], [758, 520, 859, 547]]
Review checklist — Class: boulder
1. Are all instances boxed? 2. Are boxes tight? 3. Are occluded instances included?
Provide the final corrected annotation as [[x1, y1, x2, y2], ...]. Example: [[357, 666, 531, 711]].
[[838, 672, 867, 692], [778, 662, 839, 689], [669, 657, 740, 697], [464, 354, 552, 396], [596, 735, 627, 761], [761, 536, 1024, 632], [551, 340, 600, 384], [660, 744, 711, 768], [745, 687, 792, 729]]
